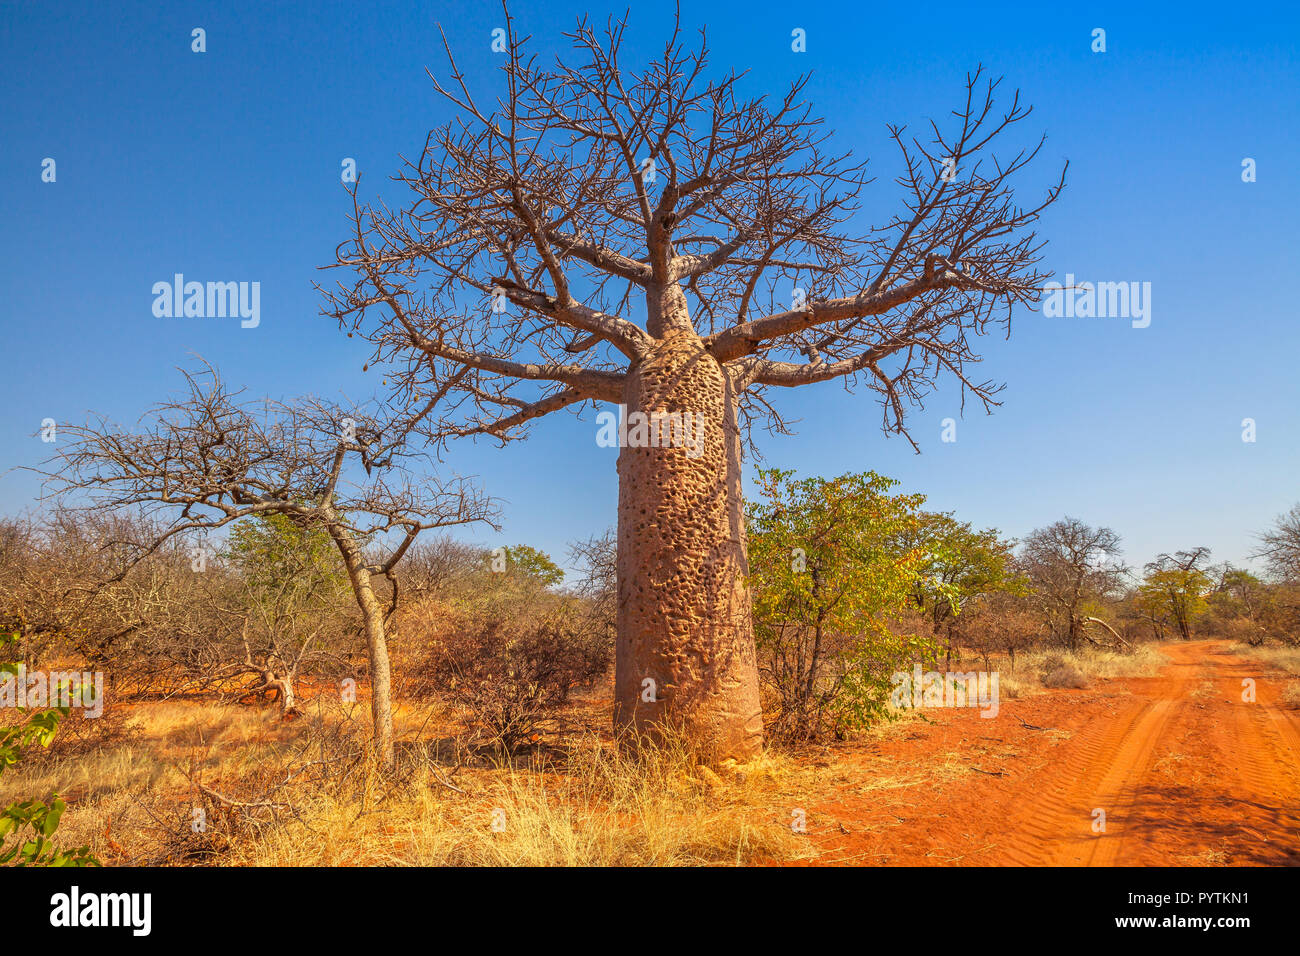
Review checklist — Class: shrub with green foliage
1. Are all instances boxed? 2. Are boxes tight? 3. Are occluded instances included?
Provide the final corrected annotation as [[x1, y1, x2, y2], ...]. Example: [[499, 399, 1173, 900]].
[[494, 544, 565, 589], [0, 633, 98, 867], [747, 469, 940, 743], [896, 511, 1025, 665]]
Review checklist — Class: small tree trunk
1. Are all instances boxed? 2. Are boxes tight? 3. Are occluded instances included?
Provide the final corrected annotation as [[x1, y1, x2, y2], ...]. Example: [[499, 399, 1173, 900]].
[[257, 672, 297, 716], [278, 671, 298, 716], [357, 586, 394, 769], [613, 321, 763, 763], [329, 523, 396, 770]]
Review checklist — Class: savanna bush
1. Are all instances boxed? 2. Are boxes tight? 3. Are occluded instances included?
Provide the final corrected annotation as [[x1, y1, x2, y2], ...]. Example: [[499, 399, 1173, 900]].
[[747, 469, 940, 744], [417, 601, 609, 752], [1280, 682, 1300, 710], [0, 633, 98, 867], [1038, 654, 1089, 689]]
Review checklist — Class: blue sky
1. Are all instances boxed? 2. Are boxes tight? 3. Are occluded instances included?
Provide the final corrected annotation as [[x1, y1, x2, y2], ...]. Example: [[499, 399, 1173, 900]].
[[2, 0, 1297, 577]]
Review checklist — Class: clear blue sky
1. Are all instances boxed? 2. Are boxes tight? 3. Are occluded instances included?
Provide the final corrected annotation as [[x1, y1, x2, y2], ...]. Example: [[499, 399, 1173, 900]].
[[2, 0, 1297, 576]]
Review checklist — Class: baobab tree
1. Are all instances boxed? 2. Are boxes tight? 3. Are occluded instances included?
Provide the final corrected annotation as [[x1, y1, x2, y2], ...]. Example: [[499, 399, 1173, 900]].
[[321, 10, 1064, 760], [41, 364, 497, 768]]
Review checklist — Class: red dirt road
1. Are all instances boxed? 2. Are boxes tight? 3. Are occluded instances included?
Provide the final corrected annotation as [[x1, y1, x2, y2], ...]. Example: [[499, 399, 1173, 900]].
[[808, 641, 1300, 866]]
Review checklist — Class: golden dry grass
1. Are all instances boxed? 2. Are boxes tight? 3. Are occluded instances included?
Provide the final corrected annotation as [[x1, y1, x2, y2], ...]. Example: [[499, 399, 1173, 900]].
[[1, 695, 823, 866], [224, 739, 819, 866], [1227, 641, 1300, 676], [1010, 643, 1166, 687], [1280, 682, 1300, 710]]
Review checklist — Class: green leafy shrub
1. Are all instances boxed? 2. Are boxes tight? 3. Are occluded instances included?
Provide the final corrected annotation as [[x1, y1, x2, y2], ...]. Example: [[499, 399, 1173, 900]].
[[747, 469, 940, 743], [0, 632, 99, 866]]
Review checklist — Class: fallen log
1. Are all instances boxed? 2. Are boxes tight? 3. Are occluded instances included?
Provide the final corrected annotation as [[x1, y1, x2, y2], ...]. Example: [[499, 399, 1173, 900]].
[[1082, 616, 1132, 650]]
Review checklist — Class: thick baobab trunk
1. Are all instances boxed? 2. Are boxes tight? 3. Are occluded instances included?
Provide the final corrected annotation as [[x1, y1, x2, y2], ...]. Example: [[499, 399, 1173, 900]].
[[330, 524, 396, 770], [613, 309, 764, 763]]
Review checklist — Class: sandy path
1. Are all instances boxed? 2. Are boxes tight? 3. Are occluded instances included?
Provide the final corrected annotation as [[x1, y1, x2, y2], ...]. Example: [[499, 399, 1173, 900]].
[[810, 640, 1300, 866]]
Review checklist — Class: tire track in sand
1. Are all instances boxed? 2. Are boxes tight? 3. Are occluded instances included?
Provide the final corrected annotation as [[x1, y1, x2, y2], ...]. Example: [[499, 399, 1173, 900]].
[[1014, 641, 1296, 865]]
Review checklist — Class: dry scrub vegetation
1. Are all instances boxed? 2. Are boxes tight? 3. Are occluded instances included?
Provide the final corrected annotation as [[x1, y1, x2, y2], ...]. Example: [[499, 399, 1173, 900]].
[[962, 644, 1166, 700], [0, 692, 818, 866], [1225, 642, 1300, 709], [1227, 642, 1300, 677], [5, 487, 1298, 867]]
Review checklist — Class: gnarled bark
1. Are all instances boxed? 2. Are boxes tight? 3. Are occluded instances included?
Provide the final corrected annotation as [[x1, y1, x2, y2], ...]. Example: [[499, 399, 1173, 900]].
[[324, 19, 1063, 764], [613, 314, 763, 763]]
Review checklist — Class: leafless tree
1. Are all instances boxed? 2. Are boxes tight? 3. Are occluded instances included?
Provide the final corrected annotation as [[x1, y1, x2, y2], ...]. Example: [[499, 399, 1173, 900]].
[[0, 509, 196, 673], [1254, 504, 1300, 583], [1021, 518, 1126, 650], [39, 363, 498, 768], [567, 527, 617, 646], [398, 535, 487, 599], [320, 7, 1064, 759]]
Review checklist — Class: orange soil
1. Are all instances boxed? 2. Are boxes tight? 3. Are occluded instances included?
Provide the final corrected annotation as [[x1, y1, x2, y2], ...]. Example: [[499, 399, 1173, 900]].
[[804, 641, 1300, 866]]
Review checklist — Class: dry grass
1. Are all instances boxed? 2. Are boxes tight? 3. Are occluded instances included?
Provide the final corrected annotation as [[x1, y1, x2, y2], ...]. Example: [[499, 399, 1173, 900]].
[[1039, 659, 1088, 689], [1011, 644, 1166, 688], [1280, 682, 1300, 711], [1, 695, 820, 867], [1191, 680, 1218, 700], [1181, 843, 1231, 866], [1152, 750, 1188, 778], [226, 738, 817, 866], [998, 675, 1026, 699], [1227, 642, 1300, 676]]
